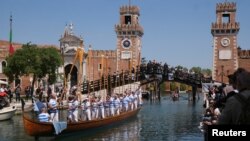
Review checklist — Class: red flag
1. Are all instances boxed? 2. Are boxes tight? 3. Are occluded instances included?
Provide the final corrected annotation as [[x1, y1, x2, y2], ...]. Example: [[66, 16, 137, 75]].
[[9, 15, 14, 55]]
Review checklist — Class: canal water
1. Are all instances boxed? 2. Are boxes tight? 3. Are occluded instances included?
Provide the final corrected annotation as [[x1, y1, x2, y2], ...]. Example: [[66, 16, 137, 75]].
[[0, 93, 204, 141]]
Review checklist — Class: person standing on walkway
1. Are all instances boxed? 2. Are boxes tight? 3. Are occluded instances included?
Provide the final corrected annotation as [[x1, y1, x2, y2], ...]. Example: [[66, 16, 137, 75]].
[[25, 86, 31, 101], [5, 86, 13, 103], [15, 84, 21, 102]]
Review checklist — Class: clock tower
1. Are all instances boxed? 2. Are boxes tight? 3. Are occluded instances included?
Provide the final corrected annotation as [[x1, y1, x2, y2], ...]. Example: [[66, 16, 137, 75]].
[[115, 5, 144, 72], [211, 2, 240, 83]]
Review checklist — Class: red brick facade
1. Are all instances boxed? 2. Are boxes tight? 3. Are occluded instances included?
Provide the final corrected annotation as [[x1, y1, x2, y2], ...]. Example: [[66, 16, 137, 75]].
[[211, 2, 250, 84], [0, 40, 30, 93], [0, 40, 58, 94], [238, 49, 250, 72]]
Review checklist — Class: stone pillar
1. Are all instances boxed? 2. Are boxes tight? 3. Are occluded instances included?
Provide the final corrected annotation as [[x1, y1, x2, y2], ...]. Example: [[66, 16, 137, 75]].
[[165, 82, 171, 93]]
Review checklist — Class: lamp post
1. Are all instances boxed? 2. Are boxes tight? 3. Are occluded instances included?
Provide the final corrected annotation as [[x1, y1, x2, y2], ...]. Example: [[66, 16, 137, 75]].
[[101, 55, 104, 78], [220, 65, 225, 83]]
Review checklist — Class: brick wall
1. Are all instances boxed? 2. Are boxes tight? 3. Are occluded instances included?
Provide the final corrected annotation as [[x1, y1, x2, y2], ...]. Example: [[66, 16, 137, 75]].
[[239, 58, 250, 72]]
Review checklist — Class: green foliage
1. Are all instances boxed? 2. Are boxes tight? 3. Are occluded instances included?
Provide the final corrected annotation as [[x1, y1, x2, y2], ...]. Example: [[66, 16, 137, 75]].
[[190, 66, 202, 74], [179, 83, 187, 91], [201, 68, 212, 77], [4, 43, 62, 84], [160, 82, 166, 90], [190, 66, 211, 77], [170, 82, 177, 91], [141, 57, 147, 65], [175, 65, 183, 70]]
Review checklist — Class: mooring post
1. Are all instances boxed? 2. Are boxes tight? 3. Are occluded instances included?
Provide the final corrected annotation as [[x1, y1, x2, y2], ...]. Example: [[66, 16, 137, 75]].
[[149, 83, 153, 102], [157, 81, 161, 101], [158, 87, 161, 101], [192, 86, 197, 101], [154, 81, 156, 100]]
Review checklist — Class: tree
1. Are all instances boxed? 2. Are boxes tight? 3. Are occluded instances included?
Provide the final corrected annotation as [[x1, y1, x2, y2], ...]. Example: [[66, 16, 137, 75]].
[[180, 83, 187, 91], [175, 65, 183, 71], [4, 43, 63, 96], [170, 82, 177, 91], [141, 57, 147, 65], [201, 68, 212, 77], [190, 67, 202, 74]]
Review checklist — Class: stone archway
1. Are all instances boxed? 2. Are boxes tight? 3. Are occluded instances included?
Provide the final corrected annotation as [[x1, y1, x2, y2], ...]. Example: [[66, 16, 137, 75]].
[[64, 64, 78, 87]]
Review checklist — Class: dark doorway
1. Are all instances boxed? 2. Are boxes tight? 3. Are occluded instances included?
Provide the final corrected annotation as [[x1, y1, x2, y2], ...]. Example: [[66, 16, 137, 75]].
[[65, 64, 78, 87]]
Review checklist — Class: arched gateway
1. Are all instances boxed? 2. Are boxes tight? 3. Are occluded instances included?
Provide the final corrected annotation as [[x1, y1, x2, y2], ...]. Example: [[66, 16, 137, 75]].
[[59, 23, 86, 88]]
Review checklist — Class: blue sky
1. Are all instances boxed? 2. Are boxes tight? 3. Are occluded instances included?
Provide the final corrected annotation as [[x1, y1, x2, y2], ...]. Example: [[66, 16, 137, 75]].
[[1, 0, 250, 69]]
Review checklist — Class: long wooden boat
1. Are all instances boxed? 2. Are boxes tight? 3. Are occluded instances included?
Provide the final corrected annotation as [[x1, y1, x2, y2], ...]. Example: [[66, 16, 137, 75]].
[[23, 107, 141, 137]]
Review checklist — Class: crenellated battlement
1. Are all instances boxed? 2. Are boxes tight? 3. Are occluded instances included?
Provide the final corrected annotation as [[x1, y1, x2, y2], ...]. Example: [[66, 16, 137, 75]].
[[120, 5, 140, 15], [211, 22, 240, 30], [115, 24, 144, 36], [90, 50, 116, 58], [238, 49, 250, 59], [216, 2, 236, 12]]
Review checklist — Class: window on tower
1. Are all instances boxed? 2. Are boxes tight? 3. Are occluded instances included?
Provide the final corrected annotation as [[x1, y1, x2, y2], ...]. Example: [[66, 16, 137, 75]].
[[125, 15, 131, 24], [222, 13, 230, 23], [98, 64, 102, 70]]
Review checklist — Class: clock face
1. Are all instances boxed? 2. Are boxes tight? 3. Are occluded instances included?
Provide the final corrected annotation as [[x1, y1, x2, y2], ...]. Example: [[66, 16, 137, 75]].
[[122, 38, 131, 48], [221, 37, 230, 47]]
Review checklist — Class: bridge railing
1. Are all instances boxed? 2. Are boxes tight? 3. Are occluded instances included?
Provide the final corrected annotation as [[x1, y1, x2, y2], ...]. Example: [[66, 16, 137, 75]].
[[81, 63, 213, 94]]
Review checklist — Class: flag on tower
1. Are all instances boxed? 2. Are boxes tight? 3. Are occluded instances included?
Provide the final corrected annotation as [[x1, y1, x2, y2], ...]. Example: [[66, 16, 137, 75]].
[[9, 14, 15, 55]]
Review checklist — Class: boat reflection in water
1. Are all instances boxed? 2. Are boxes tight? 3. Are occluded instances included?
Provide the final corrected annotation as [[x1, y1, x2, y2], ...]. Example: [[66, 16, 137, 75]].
[[56, 116, 142, 141]]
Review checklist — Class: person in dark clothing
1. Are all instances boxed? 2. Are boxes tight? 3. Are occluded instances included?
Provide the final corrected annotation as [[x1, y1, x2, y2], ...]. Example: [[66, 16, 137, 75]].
[[5, 87, 13, 103], [224, 74, 238, 101], [15, 84, 21, 102], [47, 86, 52, 102], [218, 68, 250, 124], [36, 86, 43, 102], [25, 86, 31, 101], [219, 68, 245, 107]]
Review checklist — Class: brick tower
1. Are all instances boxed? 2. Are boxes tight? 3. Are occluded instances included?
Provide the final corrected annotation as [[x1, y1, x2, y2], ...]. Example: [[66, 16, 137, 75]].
[[211, 2, 240, 83], [115, 5, 144, 72]]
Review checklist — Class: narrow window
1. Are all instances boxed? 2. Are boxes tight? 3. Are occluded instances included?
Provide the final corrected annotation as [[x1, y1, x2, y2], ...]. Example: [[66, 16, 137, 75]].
[[1, 61, 7, 73], [222, 14, 230, 23], [98, 64, 102, 70], [125, 15, 131, 24]]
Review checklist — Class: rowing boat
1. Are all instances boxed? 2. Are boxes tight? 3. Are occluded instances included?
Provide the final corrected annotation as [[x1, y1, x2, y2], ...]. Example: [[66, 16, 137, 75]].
[[23, 107, 141, 137]]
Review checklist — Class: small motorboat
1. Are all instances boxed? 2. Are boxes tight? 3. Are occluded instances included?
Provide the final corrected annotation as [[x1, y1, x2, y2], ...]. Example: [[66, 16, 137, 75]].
[[0, 91, 17, 120], [0, 106, 17, 121]]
